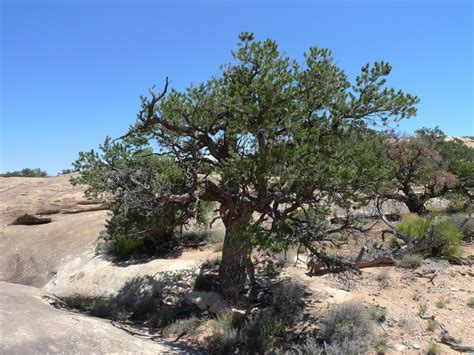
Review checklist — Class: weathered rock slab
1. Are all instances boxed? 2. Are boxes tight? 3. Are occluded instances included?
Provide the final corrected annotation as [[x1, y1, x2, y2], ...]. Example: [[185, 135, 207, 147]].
[[0, 281, 199, 354]]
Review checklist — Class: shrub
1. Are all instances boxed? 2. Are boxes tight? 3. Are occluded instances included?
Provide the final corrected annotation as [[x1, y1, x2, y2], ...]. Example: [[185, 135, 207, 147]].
[[241, 315, 282, 354], [435, 298, 448, 309], [375, 271, 390, 289], [291, 337, 324, 354], [388, 237, 400, 249], [216, 310, 246, 330], [62, 296, 132, 321], [375, 336, 388, 354], [96, 228, 144, 260], [205, 311, 243, 354], [368, 306, 387, 322], [468, 297, 474, 308], [417, 303, 428, 317], [271, 281, 305, 323], [162, 317, 202, 337], [207, 327, 240, 355], [150, 306, 183, 328], [72, 142, 212, 260], [319, 302, 373, 345], [324, 339, 366, 355], [448, 214, 473, 241], [397, 214, 430, 239], [396, 214, 462, 256], [133, 297, 158, 318], [396, 254, 423, 269], [426, 319, 438, 332], [292, 338, 366, 355], [426, 343, 440, 355]]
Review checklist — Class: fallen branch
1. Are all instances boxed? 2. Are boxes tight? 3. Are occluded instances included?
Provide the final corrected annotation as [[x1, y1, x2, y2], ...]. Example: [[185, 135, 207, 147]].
[[414, 269, 438, 285], [62, 204, 110, 214], [445, 255, 474, 266], [440, 324, 474, 352]]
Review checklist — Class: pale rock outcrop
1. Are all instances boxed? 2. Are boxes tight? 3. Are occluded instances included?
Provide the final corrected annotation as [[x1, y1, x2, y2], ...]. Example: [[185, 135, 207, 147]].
[[0, 281, 199, 354], [0, 174, 109, 286]]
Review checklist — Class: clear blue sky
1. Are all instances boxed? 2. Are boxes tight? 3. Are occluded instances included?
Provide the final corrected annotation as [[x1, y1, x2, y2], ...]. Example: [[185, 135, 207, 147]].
[[1, 0, 472, 175]]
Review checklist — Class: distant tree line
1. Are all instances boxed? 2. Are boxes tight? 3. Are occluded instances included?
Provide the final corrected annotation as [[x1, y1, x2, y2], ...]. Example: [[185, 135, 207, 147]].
[[0, 168, 48, 177]]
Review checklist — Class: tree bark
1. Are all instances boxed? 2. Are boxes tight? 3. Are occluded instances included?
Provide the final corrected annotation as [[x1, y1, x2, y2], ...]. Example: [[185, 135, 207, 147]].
[[404, 190, 428, 215], [219, 216, 253, 300]]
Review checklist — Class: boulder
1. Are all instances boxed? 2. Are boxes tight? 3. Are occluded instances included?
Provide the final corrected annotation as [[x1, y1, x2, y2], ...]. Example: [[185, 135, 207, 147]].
[[183, 291, 230, 313], [43, 252, 204, 306]]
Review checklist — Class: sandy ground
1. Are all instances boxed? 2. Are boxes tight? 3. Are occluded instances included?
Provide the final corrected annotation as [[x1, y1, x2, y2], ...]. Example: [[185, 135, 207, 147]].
[[279, 242, 474, 354]]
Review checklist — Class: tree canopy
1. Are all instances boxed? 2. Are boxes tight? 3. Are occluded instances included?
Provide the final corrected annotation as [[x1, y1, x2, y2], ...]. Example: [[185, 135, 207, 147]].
[[75, 33, 420, 298], [381, 128, 474, 215]]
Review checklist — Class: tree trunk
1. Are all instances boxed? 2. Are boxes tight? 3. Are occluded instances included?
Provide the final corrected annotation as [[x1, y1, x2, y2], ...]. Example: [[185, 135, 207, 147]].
[[405, 191, 428, 216], [219, 217, 253, 300]]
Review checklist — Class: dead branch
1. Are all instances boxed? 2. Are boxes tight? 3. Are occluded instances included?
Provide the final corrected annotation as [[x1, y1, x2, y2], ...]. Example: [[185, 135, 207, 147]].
[[440, 324, 474, 352], [445, 255, 474, 266]]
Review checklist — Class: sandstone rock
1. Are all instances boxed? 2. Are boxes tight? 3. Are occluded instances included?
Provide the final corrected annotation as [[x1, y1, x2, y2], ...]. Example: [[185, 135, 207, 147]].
[[184, 291, 226, 311], [393, 343, 406, 351], [43, 252, 203, 305], [0, 175, 109, 286], [0, 281, 198, 354]]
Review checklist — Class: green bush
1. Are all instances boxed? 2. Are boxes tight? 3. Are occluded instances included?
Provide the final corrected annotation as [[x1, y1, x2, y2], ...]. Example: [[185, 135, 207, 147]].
[[396, 214, 462, 256], [396, 254, 423, 269], [73, 140, 212, 260], [241, 315, 282, 354], [426, 319, 438, 332], [368, 306, 387, 322], [396, 214, 431, 238], [375, 336, 388, 355], [435, 298, 448, 309], [216, 311, 246, 330], [205, 311, 242, 354], [426, 343, 440, 355]]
